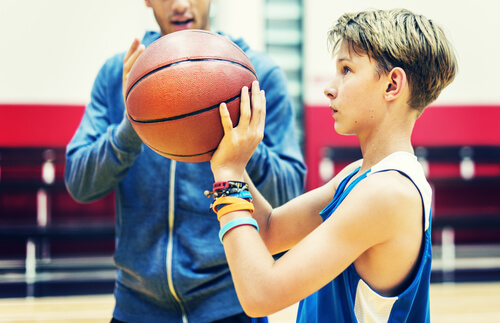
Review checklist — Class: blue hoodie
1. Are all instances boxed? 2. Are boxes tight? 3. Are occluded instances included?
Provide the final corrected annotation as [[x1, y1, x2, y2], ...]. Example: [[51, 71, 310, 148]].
[[65, 31, 306, 322]]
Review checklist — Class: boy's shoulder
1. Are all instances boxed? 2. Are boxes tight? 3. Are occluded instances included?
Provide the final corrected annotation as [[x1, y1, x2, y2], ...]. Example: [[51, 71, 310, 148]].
[[359, 152, 427, 222], [330, 152, 428, 237], [358, 170, 420, 211], [360, 170, 421, 215]]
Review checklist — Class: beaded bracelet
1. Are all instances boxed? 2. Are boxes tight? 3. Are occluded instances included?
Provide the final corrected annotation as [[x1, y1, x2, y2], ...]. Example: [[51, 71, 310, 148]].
[[219, 217, 259, 243]]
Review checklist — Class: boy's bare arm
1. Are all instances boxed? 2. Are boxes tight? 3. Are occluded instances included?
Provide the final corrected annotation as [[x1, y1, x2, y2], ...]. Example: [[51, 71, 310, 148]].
[[222, 170, 420, 317], [245, 159, 362, 255]]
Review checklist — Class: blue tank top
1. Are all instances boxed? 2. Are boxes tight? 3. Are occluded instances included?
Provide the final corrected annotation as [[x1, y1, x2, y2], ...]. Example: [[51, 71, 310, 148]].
[[297, 152, 432, 322]]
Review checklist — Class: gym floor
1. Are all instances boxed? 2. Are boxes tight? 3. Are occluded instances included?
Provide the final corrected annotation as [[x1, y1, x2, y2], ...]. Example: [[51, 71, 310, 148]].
[[1, 282, 499, 323]]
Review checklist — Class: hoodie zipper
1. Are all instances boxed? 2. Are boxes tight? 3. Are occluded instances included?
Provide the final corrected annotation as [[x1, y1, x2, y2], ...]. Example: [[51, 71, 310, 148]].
[[166, 160, 188, 323]]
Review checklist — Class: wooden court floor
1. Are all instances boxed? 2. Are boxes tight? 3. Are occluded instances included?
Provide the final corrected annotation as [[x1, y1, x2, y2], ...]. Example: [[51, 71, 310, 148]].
[[1, 282, 499, 322]]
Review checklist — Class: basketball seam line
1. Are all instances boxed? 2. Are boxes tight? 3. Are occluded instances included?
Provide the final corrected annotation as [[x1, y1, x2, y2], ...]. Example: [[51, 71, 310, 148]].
[[149, 143, 216, 158], [125, 58, 257, 101], [127, 92, 246, 124]]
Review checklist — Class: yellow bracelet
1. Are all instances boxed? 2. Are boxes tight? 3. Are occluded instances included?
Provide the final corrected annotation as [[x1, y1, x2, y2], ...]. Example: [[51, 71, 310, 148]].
[[217, 201, 255, 221], [212, 196, 250, 213]]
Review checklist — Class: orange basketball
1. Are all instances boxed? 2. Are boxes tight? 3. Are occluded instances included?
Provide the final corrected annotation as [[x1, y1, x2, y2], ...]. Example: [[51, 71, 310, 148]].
[[125, 30, 258, 163]]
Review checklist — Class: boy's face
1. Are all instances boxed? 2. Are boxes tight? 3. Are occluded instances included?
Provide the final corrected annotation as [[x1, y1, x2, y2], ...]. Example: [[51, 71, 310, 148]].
[[324, 40, 388, 137], [145, 0, 212, 35]]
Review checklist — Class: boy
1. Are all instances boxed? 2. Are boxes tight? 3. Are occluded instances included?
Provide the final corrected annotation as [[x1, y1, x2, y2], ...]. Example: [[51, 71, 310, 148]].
[[207, 8, 457, 322]]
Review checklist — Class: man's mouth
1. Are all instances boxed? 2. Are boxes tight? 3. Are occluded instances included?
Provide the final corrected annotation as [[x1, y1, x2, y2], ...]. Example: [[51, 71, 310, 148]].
[[172, 18, 194, 25], [171, 15, 195, 30]]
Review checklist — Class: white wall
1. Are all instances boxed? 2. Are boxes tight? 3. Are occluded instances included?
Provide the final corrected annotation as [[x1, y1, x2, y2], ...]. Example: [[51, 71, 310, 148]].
[[1, 1, 498, 107], [304, 0, 500, 106], [0, 0, 263, 105], [214, 0, 264, 52], [0, 0, 156, 104]]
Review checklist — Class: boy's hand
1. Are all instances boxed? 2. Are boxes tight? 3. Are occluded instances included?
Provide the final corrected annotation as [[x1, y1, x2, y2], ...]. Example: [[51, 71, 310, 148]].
[[211, 81, 266, 182]]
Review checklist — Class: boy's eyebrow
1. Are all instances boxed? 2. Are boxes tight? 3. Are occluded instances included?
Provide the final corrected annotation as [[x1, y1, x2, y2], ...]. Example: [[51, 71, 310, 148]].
[[337, 57, 351, 63]]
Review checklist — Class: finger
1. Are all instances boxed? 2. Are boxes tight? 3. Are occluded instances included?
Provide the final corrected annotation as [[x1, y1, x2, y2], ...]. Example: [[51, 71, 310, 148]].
[[251, 80, 261, 102], [219, 103, 234, 135], [256, 90, 267, 135], [239, 86, 251, 127], [250, 81, 264, 128], [124, 38, 141, 64], [124, 43, 145, 75], [123, 40, 145, 102]]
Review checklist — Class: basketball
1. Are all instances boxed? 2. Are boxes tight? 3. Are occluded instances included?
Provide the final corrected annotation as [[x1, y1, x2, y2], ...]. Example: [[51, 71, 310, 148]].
[[125, 30, 258, 163]]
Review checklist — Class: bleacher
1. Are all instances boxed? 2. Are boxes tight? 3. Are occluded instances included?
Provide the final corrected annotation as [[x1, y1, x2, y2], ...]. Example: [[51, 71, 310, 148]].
[[1, 104, 499, 298], [0, 104, 116, 298], [304, 104, 500, 283]]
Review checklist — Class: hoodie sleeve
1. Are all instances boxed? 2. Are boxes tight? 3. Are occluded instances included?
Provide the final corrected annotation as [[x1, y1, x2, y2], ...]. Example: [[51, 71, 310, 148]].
[[64, 54, 143, 203]]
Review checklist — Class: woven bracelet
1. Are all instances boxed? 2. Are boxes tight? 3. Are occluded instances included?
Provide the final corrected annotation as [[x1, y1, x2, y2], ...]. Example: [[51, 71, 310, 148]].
[[204, 181, 249, 199]]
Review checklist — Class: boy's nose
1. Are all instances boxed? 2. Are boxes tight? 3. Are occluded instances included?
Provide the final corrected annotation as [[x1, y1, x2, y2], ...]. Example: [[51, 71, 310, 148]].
[[324, 86, 337, 100]]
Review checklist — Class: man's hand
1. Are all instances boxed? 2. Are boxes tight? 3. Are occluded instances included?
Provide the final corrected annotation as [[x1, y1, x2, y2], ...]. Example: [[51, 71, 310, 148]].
[[114, 38, 146, 150], [122, 38, 145, 107]]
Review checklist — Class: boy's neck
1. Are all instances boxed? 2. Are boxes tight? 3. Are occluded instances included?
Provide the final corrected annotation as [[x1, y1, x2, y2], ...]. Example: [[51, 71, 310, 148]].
[[358, 132, 414, 173], [357, 103, 418, 172]]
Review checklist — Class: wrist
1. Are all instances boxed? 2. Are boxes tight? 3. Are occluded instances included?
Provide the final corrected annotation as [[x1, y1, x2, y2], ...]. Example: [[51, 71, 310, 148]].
[[114, 115, 143, 152], [218, 216, 259, 244], [212, 169, 245, 183], [218, 209, 252, 226]]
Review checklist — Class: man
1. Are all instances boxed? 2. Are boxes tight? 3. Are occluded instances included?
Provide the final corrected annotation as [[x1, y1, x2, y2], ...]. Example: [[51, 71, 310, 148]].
[[65, 1, 306, 322]]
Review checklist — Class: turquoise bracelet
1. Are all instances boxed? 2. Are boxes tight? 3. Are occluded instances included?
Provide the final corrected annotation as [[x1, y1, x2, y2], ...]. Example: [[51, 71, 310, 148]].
[[219, 218, 259, 244], [227, 190, 253, 200]]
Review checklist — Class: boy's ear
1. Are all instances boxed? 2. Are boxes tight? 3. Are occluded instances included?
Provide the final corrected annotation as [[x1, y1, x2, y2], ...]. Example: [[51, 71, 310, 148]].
[[145, 0, 152, 8], [384, 67, 407, 102]]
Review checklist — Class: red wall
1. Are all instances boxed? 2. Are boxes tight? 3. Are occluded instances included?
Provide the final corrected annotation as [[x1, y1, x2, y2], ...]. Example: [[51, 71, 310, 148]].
[[304, 105, 500, 190], [0, 104, 85, 148]]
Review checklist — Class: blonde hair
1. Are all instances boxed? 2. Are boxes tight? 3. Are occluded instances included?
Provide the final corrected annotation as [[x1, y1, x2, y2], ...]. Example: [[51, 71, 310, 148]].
[[328, 8, 457, 113]]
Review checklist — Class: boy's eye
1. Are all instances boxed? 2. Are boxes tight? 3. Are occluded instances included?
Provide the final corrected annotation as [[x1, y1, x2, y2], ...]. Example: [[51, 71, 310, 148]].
[[343, 66, 351, 75]]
